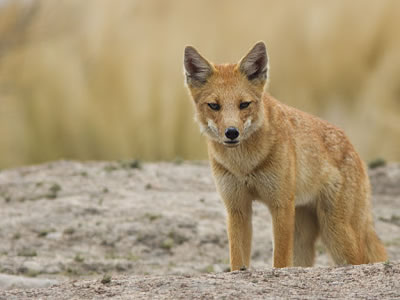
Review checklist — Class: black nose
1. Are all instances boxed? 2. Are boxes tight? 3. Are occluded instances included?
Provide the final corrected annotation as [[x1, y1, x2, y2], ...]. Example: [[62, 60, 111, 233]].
[[225, 127, 239, 140]]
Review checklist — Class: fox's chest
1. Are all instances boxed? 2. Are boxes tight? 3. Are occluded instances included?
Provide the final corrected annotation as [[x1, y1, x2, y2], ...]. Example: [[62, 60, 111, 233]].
[[212, 147, 265, 178], [212, 148, 275, 193], [212, 146, 321, 206]]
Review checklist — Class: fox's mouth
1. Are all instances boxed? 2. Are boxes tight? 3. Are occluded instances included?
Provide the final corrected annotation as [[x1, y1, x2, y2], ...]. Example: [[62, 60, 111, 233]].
[[223, 140, 240, 147]]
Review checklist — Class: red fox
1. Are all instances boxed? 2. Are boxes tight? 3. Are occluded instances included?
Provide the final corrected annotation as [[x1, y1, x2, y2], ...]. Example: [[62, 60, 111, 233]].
[[183, 41, 387, 270]]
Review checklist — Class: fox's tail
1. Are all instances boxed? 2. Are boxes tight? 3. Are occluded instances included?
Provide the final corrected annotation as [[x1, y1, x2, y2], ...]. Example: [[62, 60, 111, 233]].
[[364, 225, 387, 263]]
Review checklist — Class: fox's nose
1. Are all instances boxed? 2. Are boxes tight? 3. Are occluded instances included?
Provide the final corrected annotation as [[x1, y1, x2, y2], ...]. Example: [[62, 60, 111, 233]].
[[225, 127, 239, 140]]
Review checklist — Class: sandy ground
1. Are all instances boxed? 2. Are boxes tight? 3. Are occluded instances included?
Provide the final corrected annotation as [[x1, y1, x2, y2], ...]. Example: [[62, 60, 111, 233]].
[[0, 160, 399, 298]]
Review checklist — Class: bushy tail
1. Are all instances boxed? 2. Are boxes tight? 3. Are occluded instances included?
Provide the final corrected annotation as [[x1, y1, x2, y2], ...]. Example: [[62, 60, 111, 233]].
[[365, 227, 387, 263]]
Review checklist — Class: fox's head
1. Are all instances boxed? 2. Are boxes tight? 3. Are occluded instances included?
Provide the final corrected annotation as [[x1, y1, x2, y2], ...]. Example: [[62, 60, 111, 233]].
[[184, 42, 269, 148]]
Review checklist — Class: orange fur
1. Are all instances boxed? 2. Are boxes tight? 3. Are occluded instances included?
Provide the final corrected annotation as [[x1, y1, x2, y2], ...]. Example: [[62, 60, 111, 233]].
[[184, 42, 387, 270]]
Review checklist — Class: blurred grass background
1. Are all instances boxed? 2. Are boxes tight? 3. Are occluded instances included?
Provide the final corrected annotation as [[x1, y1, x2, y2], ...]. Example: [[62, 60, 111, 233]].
[[0, 0, 399, 168]]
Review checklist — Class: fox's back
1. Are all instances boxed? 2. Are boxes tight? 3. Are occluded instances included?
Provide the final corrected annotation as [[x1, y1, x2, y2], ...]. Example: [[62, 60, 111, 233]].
[[264, 94, 370, 207]]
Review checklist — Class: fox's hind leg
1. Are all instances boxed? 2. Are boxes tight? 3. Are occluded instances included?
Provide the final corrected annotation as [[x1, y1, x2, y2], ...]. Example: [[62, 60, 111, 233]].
[[293, 206, 319, 267], [317, 181, 369, 265]]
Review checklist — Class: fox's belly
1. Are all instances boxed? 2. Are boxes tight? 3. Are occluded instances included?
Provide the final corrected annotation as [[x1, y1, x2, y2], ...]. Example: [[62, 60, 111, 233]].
[[295, 189, 318, 206], [294, 160, 341, 207]]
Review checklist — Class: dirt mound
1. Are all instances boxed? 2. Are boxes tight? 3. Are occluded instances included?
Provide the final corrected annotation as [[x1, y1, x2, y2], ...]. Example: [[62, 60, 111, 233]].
[[1, 262, 399, 299], [0, 160, 399, 298]]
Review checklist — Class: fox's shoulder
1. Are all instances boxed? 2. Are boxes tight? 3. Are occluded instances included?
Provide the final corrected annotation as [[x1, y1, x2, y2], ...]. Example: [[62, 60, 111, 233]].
[[264, 93, 345, 136], [264, 93, 355, 161]]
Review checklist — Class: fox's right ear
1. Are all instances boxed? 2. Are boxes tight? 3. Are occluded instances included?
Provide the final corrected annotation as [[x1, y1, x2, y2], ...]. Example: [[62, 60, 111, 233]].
[[184, 46, 214, 87]]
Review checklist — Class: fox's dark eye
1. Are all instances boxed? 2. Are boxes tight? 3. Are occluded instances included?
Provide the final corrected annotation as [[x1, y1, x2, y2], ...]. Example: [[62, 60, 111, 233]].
[[239, 102, 251, 109], [208, 103, 221, 111]]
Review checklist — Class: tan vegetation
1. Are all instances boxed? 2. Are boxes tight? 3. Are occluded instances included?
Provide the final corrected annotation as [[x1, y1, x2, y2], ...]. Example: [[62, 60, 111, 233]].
[[0, 0, 399, 168]]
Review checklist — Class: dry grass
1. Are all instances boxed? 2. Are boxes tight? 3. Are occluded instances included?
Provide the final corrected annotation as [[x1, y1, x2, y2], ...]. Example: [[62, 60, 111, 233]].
[[0, 0, 399, 168]]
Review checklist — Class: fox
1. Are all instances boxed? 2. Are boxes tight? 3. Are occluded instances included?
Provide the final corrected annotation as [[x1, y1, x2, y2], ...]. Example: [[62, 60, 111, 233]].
[[183, 41, 387, 271]]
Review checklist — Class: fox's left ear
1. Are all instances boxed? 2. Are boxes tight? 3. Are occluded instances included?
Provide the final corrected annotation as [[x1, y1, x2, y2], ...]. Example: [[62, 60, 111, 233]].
[[238, 41, 268, 84]]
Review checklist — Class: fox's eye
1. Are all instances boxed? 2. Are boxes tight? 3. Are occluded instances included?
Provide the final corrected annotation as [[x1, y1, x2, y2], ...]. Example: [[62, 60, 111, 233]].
[[208, 103, 221, 111], [239, 102, 251, 109]]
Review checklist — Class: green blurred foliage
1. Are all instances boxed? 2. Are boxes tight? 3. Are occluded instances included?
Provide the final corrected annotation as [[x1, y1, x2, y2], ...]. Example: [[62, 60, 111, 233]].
[[0, 0, 399, 168]]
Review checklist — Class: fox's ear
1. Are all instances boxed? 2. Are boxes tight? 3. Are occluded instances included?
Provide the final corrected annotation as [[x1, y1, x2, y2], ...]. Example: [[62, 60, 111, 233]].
[[238, 41, 268, 83], [184, 46, 214, 87]]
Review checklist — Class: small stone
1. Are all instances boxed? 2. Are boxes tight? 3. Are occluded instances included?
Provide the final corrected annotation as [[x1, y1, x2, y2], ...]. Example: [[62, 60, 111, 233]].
[[101, 274, 112, 284]]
